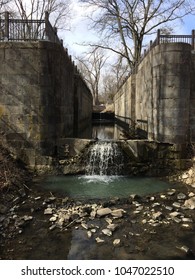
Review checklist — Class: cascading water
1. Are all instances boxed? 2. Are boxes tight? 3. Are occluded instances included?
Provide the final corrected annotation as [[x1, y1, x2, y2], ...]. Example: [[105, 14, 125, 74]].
[[86, 141, 124, 176]]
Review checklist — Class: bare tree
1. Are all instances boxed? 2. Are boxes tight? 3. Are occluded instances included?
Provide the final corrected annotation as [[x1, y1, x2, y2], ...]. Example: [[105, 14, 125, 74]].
[[10, 0, 71, 29], [0, 0, 12, 11], [102, 56, 129, 102], [79, 0, 195, 70], [77, 47, 108, 105]]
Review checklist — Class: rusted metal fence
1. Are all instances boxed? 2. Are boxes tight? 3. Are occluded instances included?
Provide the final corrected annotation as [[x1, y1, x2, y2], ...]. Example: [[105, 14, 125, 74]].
[[0, 11, 62, 44]]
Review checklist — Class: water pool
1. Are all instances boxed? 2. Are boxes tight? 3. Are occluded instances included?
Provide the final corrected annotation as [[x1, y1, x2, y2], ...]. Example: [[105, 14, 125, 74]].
[[40, 175, 173, 199]]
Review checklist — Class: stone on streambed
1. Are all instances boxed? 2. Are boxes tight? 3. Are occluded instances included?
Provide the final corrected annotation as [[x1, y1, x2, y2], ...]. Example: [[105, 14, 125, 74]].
[[111, 209, 125, 218], [107, 223, 118, 232], [95, 237, 105, 243], [102, 228, 112, 236], [177, 193, 186, 200], [113, 239, 121, 246], [152, 211, 165, 220], [97, 208, 111, 217], [44, 208, 53, 215], [184, 197, 195, 209]]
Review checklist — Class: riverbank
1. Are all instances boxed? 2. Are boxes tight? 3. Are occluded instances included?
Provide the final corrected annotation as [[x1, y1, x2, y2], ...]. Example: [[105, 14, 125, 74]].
[[0, 145, 195, 260]]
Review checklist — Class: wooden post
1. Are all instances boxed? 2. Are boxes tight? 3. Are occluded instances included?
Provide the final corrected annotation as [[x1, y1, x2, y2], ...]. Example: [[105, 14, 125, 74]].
[[192, 30, 195, 50], [4, 11, 9, 40]]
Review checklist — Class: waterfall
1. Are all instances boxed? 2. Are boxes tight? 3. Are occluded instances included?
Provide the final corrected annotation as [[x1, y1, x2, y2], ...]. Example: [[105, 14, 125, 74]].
[[86, 141, 124, 176]]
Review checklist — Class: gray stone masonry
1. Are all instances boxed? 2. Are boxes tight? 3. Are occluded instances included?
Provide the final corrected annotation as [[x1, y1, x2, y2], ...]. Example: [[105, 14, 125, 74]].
[[0, 41, 93, 170], [114, 43, 194, 146]]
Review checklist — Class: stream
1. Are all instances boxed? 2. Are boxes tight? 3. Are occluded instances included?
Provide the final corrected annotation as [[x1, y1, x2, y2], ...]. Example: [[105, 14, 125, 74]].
[[1, 122, 195, 260]]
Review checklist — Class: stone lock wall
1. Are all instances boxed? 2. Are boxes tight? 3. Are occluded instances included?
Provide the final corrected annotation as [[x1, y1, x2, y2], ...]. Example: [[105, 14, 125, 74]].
[[0, 41, 92, 170], [114, 43, 193, 146]]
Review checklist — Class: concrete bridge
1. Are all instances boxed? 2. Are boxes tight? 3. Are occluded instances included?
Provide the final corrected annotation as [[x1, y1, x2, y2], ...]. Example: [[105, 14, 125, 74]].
[[0, 12, 93, 170]]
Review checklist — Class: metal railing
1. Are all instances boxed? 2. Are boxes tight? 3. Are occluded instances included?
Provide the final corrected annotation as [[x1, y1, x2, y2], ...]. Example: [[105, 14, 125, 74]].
[[141, 29, 195, 62], [0, 11, 62, 44]]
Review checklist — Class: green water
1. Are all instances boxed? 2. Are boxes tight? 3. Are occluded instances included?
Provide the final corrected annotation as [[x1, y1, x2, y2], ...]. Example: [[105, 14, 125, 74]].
[[41, 175, 172, 199]]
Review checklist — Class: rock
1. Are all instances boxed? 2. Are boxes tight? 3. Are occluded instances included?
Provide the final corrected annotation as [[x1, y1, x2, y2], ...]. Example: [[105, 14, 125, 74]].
[[34, 196, 41, 200], [49, 224, 56, 231], [184, 197, 195, 209], [169, 211, 181, 218], [95, 237, 105, 243], [107, 224, 118, 232], [177, 193, 186, 200], [181, 224, 192, 229], [133, 210, 141, 214], [167, 189, 176, 196], [111, 209, 125, 218], [136, 206, 144, 211], [113, 239, 121, 246], [102, 229, 112, 236], [49, 216, 57, 222], [47, 197, 56, 202], [182, 174, 188, 179], [13, 197, 20, 204], [178, 245, 191, 254], [160, 194, 166, 199], [182, 217, 193, 223], [44, 208, 53, 215], [172, 202, 181, 208], [188, 192, 195, 197], [81, 223, 89, 230], [87, 231, 92, 238], [130, 194, 141, 200], [22, 215, 33, 221], [97, 208, 111, 217], [62, 197, 69, 204], [152, 211, 164, 220], [90, 211, 96, 218], [165, 206, 173, 211], [152, 203, 160, 207], [105, 218, 113, 224], [172, 217, 181, 223]]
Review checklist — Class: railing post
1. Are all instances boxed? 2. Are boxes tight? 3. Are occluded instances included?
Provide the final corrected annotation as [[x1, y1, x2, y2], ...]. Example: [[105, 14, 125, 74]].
[[45, 11, 49, 40], [157, 29, 160, 45], [192, 29, 195, 50], [4, 11, 9, 40]]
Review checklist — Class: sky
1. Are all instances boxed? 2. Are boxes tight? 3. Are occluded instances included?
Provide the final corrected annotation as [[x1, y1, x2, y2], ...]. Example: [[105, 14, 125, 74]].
[[59, 0, 195, 60]]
